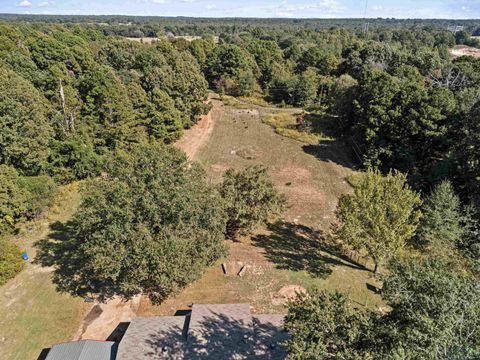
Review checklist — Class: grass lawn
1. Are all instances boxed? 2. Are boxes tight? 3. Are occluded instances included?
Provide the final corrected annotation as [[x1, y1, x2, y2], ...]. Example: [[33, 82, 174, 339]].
[[0, 183, 90, 360], [138, 98, 384, 317]]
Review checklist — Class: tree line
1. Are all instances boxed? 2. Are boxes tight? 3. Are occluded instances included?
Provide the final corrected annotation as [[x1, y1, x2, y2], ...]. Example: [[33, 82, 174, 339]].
[[0, 22, 209, 283]]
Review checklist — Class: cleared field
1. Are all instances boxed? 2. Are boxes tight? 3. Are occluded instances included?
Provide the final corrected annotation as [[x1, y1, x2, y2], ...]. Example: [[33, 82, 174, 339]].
[[126, 35, 219, 44], [450, 45, 480, 58], [138, 98, 383, 317], [0, 183, 90, 360]]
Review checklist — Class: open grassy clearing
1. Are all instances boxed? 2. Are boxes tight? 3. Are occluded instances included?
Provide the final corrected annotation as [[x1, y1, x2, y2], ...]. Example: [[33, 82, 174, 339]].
[[0, 183, 90, 360], [138, 97, 383, 317]]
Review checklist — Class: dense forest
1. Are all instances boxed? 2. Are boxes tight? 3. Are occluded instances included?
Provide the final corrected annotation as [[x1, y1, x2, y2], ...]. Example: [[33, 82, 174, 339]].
[[1, 16, 480, 358]]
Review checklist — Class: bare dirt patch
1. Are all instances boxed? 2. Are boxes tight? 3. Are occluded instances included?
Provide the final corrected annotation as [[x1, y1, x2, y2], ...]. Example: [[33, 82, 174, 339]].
[[234, 145, 263, 160], [210, 163, 230, 174], [450, 46, 480, 59], [175, 92, 221, 161], [274, 165, 312, 183], [271, 285, 307, 306], [75, 296, 141, 341], [234, 109, 260, 116]]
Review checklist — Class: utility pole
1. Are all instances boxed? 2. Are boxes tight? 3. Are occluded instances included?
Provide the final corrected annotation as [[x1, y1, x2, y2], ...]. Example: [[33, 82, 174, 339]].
[[363, 0, 369, 35]]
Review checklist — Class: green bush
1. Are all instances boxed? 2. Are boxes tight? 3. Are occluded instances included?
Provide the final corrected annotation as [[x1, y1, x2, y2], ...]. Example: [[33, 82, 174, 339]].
[[0, 238, 24, 286], [0, 165, 28, 235], [18, 175, 57, 217], [0, 165, 57, 235], [46, 138, 102, 182]]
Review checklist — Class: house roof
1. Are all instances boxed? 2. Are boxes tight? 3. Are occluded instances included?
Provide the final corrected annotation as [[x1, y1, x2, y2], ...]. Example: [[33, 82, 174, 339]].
[[116, 316, 187, 360], [45, 339, 116, 360], [116, 303, 287, 360]]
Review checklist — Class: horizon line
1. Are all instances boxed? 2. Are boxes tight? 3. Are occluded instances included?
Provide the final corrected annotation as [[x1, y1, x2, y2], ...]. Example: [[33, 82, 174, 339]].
[[0, 13, 479, 21]]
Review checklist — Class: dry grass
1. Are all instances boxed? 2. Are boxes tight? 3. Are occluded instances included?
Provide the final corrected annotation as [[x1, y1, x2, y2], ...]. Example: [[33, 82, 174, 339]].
[[238, 95, 271, 107], [221, 95, 271, 108], [0, 183, 90, 360], [138, 97, 383, 317]]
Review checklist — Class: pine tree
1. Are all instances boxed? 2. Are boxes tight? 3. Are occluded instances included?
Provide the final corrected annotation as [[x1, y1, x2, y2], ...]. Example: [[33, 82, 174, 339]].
[[417, 180, 463, 251]]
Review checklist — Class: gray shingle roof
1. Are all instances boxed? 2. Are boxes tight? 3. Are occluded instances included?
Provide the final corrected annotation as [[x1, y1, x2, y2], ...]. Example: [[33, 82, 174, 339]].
[[116, 303, 287, 360], [45, 339, 116, 360], [116, 316, 187, 360]]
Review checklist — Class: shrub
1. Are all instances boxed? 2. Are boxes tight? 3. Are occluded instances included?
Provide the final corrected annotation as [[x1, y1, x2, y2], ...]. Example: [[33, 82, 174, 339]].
[[0, 165, 28, 235], [18, 175, 57, 218], [0, 238, 23, 285]]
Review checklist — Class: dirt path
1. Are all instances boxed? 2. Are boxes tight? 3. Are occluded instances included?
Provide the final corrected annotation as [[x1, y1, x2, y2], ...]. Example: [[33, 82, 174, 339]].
[[175, 92, 222, 161], [74, 296, 141, 341]]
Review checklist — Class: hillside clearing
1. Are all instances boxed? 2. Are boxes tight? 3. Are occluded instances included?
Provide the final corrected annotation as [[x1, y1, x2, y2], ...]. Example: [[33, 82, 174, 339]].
[[138, 97, 383, 317]]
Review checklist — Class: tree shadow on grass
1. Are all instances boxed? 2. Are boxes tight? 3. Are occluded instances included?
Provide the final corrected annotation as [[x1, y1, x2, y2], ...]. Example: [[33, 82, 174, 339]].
[[302, 141, 359, 170], [302, 114, 361, 169], [140, 313, 288, 359], [252, 222, 366, 279], [34, 219, 120, 301]]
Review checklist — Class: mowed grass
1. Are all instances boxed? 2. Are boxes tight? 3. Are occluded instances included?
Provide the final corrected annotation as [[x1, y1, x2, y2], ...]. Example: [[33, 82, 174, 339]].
[[138, 99, 383, 317], [0, 183, 90, 360]]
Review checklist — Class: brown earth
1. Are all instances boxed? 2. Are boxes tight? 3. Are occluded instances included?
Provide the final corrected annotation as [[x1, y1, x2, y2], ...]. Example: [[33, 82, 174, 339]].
[[450, 46, 480, 59], [175, 92, 222, 161]]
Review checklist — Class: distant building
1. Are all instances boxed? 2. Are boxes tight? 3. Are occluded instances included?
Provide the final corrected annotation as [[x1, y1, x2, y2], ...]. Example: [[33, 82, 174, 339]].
[[45, 339, 116, 360]]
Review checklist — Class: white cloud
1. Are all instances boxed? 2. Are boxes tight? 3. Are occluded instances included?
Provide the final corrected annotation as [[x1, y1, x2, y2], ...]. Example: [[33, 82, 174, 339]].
[[18, 0, 32, 7], [151, 0, 168, 4], [206, 3, 216, 9], [300, 0, 343, 14], [275, 11, 293, 17], [272, 0, 344, 17]]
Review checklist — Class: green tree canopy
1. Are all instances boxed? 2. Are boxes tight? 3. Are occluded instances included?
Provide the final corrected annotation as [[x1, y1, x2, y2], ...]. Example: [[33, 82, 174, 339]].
[[379, 257, 480, 359], [286, 256, 480, 359], [284, 289, 373, 360], [0, 165, 28, 235], [349, 66, 456, 181], [336, 169, 421, 272], [0, 237, 23, 286], [417, 180, 464, 251], [219, 165, 286, 239], [0, 68, 53, 175], [38, 144, 227, 303], [205, 44, 259, 95]]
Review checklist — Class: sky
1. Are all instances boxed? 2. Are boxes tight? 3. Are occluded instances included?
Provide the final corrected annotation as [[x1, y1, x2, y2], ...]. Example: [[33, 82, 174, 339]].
[[0, 0, 479, 19]]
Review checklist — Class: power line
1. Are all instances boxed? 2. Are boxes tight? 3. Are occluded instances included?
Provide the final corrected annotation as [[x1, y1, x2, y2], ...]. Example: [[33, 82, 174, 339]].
[[363, 0, 370, 34]]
